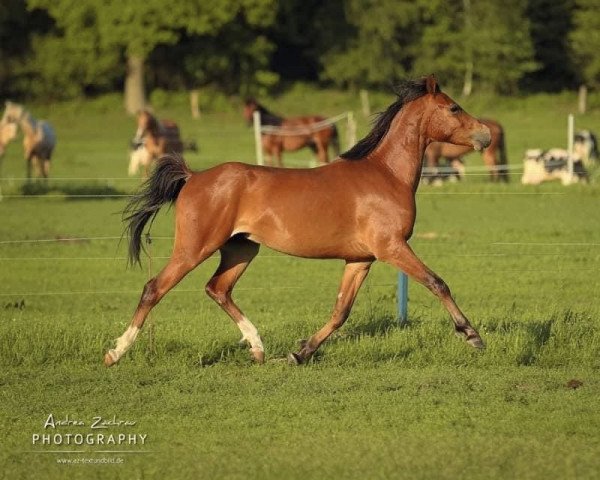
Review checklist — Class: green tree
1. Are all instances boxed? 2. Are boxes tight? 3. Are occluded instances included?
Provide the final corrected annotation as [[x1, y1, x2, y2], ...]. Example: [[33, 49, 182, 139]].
[[0, 0, 55, 99], [524, 0, 576, 92], [27, 0, 276, 112], [320, 0, 423, 89], [570, 0, 600, 88], [414, 0, 537, 95], [321, 0, 536, 94]]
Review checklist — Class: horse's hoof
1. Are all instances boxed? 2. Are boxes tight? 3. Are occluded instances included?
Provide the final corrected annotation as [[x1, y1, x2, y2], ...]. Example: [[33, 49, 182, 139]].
[[103, 352, 117, 367], [250, 348, 265, 364], [467, 336, 485, 349], [287, 353, 302, 366]]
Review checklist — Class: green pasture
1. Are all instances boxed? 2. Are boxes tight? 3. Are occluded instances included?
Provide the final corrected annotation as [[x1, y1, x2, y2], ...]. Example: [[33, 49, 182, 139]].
[[1, 89, 599, 479]]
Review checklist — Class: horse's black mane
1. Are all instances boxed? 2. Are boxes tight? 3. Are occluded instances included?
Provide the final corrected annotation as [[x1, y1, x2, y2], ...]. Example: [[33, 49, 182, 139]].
[[341, 78, 437, 161], [246, 99, 283, 126]]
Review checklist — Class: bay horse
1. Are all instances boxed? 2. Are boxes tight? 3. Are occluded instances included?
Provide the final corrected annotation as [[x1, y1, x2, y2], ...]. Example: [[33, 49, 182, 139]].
[[104, 75, 491, 367], [1, 101, 56, 179], [131, 110, 184, 177], [424, 118, 508, 182], [243, 98, 340, 167]]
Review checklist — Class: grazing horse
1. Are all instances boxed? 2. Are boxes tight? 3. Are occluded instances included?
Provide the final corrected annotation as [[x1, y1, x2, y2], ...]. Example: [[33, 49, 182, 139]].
[[130, 110, 184, 177], [1, 101, 56, 179], [0, 121, 17, 157], [243, 98, 340, 167], [574, 130, 598, 167], [104, 75, 491, 367], [424, 118, 508, 182]]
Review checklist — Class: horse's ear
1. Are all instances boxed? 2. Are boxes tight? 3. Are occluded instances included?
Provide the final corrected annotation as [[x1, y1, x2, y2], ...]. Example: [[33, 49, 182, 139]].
[[425, 75, 439, 95]]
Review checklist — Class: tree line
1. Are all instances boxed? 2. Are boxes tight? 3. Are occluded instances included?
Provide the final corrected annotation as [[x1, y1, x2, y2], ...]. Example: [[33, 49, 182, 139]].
[[0, 0, 598, 113]]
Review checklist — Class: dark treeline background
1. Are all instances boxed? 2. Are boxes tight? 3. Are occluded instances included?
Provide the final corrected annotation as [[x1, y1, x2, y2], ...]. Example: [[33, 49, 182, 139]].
[[0, 0, 599, 112]]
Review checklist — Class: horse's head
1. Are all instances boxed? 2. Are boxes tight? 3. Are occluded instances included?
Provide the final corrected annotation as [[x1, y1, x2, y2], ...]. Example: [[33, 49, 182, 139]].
[[135, 110, 158, 141], [243, 98, 259, 126], [2, 101, 24, 124], [418, 76, 491, 151]]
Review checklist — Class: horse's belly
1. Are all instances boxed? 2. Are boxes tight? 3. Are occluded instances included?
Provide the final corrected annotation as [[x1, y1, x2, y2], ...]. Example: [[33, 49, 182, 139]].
[[237, 211, 372, 261], [282, 136, 311, 151], [250, 232, 372, 260]]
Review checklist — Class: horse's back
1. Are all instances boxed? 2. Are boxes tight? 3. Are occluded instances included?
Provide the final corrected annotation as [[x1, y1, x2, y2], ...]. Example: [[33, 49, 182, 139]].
[[36, 121, 56, 158]]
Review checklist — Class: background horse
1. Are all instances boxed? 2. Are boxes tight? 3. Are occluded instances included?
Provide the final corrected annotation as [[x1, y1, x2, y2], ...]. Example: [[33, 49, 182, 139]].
[[131, 110, 185, 177], [424, 118, 508, 182], [1, 101, 56, 179], [104, 76, 491, 368], [243, 98, 339, 167], [574, 129, 598, 167], [0, 121, 17, 157]]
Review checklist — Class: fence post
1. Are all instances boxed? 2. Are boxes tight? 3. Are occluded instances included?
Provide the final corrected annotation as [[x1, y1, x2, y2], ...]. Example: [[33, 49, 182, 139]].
[[567, 113, 574, 184], [360, 89, 371, 117], [346, 111, 357, 150], [253, 110, 264, 166], [397, 272, 408, 325]]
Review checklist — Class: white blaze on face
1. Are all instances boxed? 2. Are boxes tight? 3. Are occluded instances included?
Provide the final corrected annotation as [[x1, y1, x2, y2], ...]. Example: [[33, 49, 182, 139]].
[[238, 317, 264, 353], [133, 126, 145, 143], [107, 326, 140, 362]]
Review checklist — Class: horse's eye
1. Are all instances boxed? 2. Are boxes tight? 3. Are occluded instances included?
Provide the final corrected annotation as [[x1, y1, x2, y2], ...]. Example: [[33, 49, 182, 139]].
[[449, 104, 461, 114]]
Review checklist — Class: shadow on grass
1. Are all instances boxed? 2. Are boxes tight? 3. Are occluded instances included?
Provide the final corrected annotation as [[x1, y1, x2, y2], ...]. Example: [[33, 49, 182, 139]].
[[20, 181, 129, 200], [342, 313, 406, 339]]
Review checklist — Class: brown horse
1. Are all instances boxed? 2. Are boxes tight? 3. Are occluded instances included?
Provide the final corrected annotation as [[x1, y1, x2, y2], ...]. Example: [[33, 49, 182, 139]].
[[1, 101, 56, 179], [424, 118, 508, 182], [243, 98, 340, 167], [132, 110, 184, 177], [104, 76, 491, 367]]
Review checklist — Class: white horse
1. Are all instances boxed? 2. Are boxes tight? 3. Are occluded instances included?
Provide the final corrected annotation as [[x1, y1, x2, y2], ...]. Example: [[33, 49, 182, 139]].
[[128, 140, 152, 178], [1, 101, 56, 179]]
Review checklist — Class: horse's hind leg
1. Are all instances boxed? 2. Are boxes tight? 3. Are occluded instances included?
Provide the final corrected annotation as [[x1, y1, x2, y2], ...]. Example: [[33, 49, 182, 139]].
[[379, 241, 483, 348], [104, 248, 215, 367], [42, 159, 50, 178], [205, 237, 264, 362], [26, 155, 33, 180], [289, 261, 372, 365]]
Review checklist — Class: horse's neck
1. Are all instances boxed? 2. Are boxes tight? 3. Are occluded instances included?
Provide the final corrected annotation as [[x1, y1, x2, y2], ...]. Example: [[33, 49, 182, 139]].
[[368, 108, 428, 189], [18, 112, 37, 137], [148, 117, 163, 137]]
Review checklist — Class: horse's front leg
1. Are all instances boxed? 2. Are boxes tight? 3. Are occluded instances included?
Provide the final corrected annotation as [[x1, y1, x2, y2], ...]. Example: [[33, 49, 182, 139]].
[[289, 261, 372, 364], [274, 145, 283, 167], [377, 240, 484, 348], [423, 150, 439, 185], [314, 138, 328, 165], [483, 150, 498, 182]]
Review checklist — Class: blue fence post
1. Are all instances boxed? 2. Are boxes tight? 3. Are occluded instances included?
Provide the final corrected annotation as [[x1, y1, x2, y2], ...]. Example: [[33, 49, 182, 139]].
[[397, 272, 408, 325]]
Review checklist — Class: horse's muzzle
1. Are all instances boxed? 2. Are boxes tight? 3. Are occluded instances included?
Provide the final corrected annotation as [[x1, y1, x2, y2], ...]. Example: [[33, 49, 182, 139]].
[[471, 127, 491, 151]]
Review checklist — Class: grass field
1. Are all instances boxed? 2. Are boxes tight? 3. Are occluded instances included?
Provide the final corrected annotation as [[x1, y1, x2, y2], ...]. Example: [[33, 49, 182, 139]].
[[1, 88, 599, 479]]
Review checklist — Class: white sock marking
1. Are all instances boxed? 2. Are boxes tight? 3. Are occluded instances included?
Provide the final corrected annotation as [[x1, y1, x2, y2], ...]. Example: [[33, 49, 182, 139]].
[[108, 326, 140, 362], [238, 317, 264, 352]]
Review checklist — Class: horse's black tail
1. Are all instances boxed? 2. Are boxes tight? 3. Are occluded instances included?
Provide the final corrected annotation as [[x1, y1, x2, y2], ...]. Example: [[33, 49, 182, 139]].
[[123, 155, 191, 266], [331, 124, 340, 157], [497, 128, 509, 182]]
